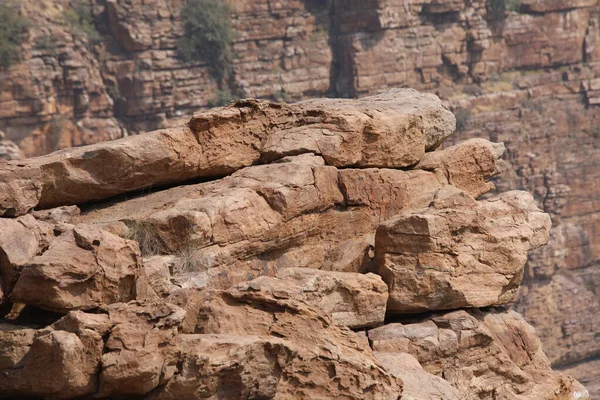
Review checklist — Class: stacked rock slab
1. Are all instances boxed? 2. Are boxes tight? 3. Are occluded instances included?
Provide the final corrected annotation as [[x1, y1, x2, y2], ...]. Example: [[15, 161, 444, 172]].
[[0, 90, 589, 399]]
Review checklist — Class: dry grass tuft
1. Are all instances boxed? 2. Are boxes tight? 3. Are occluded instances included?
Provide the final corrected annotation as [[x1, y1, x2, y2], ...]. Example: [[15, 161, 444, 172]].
[[124, 220, 166, 256]]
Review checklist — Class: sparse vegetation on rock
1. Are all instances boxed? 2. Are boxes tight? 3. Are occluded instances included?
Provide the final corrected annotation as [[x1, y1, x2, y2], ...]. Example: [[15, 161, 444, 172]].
[[124, 220, 166, 256], [0, 3, 29, 67], [63, 1, 100, 47], [178, 0, 233, 84], [489, 0, 522, 18]]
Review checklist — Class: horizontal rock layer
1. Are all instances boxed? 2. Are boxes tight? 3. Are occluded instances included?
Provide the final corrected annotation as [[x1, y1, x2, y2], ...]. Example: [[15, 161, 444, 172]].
[[0, 0, 599, 394], [0, 89, 588, 399], [0, 89, 454, 215]]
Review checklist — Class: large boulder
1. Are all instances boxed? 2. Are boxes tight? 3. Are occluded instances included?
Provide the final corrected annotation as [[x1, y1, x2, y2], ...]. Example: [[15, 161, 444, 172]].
[[0, 89, 455, 216], [375, 187, 551, 312], [10, 224, 142, 312]]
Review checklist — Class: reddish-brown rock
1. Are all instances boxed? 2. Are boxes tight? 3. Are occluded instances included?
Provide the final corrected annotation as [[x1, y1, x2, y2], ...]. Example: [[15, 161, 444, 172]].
[[375, 187, 551, 312], [0, 0, 599, 393], [233, 268, 389, 328], [0, 215, 52, 301], [0, 90, 454, 215], [369, 310, 590, 399], [0, 322, 103, 399], [76, 153, 505, 289], [374, 351, 461, 400], [416, 138, 506, 198], [191, 287, 404, 399], [11, 224, 142, 312]]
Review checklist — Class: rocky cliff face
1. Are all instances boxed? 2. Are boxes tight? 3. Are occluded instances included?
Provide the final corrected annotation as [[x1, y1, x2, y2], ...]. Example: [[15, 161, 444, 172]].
[[1, 0, 599, 395], [0, 89, 590, 399]]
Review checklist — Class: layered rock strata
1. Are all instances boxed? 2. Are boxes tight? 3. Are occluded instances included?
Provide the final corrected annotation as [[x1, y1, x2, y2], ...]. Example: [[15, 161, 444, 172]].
[[0, 89, 454, 215], [0, 90, 588, 399], [1, 0, 599, 393]]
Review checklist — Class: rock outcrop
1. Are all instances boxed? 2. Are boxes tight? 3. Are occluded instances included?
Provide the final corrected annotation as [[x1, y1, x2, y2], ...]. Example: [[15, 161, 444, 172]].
[[0, 89, 454, 215], [0, 90, 588, 398], [369, 309, 589, 400], [0, 0, 598, 394], [376, 187, 551, 312]]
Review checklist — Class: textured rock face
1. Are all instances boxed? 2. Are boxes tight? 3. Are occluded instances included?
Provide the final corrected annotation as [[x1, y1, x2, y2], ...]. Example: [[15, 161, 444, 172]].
[[72, 139, 504, 290], [369, 310, 589, 400], [10, 224, 142, 312], [1, 0, 599, 394], [0, 90, 588, 398], [376, 187, 551, 312], [0, 322, 103, 399], [0, 89, 454, 215], [374, 352, 461, 400], [238, 268, 389, 329]]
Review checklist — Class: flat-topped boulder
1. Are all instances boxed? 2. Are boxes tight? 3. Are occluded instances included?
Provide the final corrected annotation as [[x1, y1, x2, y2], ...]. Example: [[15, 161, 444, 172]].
[[0, 89, 455, 216]]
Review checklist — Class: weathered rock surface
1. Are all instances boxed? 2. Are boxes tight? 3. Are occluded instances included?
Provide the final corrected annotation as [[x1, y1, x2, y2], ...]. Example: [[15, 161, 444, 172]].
[[75, 148, 503, 289], [0, 89, 587, 398], [0, 215, 53, 301], [6, 223, 142, 313], [376, 187, 551, 312], [374, 351, 461, 400], [0, 295, 404, 399], [0, 320, 103, 399], [416, 139, 507, 198], [369, 310, 590, 399], [1, 0, 599, 393], [174, 287, 403, 399], [0, 89, 454, 215], [236, 268, 389, 328]]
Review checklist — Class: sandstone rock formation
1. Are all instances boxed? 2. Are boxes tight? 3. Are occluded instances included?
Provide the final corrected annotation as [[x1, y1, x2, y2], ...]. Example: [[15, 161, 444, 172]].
[[0, 89, 454, 215], [376, 187, 551, 312], [369, 309, 589, 400], [0, 90, 589, 399], [1, 0, 599, 395]]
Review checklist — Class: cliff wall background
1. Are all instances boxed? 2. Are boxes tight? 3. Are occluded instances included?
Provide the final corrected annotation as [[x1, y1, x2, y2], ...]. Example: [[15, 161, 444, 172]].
[[0, 0, 599, 394]]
